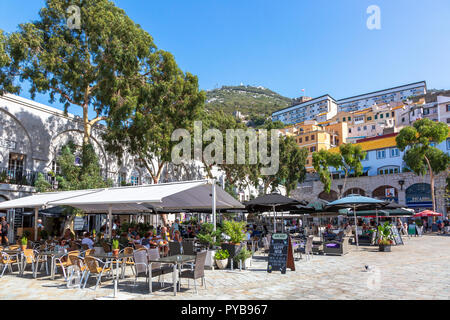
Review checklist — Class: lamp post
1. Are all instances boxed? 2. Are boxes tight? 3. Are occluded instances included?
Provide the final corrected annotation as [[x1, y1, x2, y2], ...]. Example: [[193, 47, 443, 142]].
[[398, 180, 405, 191]]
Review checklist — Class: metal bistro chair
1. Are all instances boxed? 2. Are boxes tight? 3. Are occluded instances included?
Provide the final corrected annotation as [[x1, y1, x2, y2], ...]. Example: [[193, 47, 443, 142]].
[[0, 251, 21, 277], [54, 250, 80, 280], [82, 256, 112, 290], [179, 251, 207, 294], [120, 247, 135, 279], [66, 255, 87, 288]]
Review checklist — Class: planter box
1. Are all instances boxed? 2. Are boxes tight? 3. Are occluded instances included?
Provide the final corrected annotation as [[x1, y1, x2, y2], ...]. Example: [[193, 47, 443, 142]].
[[205, 249, 216, 269], [236, 258, 251, 270], [221, 243, 242, 268], [379, 244, 391, 252], [215, 258, 228, 269]]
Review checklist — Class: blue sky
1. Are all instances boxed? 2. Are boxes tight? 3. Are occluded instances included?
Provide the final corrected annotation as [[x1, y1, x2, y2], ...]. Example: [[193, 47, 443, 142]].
[[1, 0, 450, 115]]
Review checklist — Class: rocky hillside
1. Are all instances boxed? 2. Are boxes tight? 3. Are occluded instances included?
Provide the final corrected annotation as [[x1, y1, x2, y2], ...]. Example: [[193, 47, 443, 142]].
[[205, 85, 292, 125]]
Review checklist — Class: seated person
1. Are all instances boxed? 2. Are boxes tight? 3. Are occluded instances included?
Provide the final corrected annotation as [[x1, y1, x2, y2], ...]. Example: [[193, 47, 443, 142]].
[[133, 234, 142, 245], [127, 227, 137, 239], [141, 231, 158, 249], [119, 232, 131, 247], [81, 232, 94, 249], [55, 239, 70, 253]]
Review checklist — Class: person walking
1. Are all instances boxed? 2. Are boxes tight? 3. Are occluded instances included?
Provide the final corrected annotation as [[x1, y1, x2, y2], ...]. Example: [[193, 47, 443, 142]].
[[1, 216, 10, 246]]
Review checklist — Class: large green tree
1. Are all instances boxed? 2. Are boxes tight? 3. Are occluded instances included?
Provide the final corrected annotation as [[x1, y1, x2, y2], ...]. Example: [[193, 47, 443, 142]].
[[104, 51, 205, 184], [396, 118, 450, 212], [312, 144, 366, 198], [1, 0, 156, 145]]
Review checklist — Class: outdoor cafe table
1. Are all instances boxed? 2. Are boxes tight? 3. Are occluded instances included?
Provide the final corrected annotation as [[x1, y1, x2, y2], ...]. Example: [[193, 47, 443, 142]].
[[148, 254, 196, 296], [92, 253, 134, 297]]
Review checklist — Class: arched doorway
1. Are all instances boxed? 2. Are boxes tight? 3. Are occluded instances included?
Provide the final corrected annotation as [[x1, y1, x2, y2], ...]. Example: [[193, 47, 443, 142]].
[[406, 183, 432, 210], [344, 188, 365, 197], [372, 185, 398, 203], [318, 190, 338, 202]]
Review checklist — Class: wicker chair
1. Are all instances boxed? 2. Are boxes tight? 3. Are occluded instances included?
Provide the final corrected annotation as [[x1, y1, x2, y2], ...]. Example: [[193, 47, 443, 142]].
[[67, 255, 87, 288], [82, 256, 112, 290], [323, 236, 350, 256], [168, 241, 182, 255], [179, 251, 207, 294], [54, 250, 80, 280], [0, 251, 21, 277]]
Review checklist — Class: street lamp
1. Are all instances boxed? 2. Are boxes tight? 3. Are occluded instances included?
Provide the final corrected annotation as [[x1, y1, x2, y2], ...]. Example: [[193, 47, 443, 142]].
[[398, 180, 405, 191]]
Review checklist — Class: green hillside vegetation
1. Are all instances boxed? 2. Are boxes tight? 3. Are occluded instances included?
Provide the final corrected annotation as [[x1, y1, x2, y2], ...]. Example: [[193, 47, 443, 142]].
[[411, 88, 450, 103], [205, 85, 292, 125]]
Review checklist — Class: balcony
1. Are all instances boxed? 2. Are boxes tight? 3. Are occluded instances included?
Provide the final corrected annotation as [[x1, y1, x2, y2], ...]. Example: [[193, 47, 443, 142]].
[[0, 167, 55, 188]]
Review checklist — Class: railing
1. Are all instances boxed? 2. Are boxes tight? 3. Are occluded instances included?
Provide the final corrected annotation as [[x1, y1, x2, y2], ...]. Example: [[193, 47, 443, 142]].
[[0, 167, 55, 188]]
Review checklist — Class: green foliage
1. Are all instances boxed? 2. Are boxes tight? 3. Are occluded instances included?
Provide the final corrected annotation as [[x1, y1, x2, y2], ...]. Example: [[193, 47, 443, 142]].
[[222, 220, 246, 244], [377, 222, 394, 245], [0, 171, 7, 183], [205, 85, 291, 122], [214, 249, 230, 260], [21, 236, 28, 245], [2, 0, 157, 144], [233, 248, 252, 263], [34, 173, 52, 192], [197, 222, 222, 248], [112, 239, 119, 250], [55, 143, 112, 191]]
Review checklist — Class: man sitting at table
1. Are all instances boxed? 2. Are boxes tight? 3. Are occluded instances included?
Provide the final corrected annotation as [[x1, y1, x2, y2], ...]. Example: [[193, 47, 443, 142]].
[[81, 232, 94, 249], [141, 231, 157, 249]]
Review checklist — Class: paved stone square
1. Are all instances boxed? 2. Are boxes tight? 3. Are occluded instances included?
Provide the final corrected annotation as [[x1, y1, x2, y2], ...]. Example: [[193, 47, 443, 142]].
[[0, 234, 449, 300]]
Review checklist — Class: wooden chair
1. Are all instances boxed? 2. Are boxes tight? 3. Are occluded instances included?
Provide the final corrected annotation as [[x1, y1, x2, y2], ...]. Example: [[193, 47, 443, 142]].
[[179, 251, 207, 294], [120, 247, 135, 278], [82, 256, 112, 290]]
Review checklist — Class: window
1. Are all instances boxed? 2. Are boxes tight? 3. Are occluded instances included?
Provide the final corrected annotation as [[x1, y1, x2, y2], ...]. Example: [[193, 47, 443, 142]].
[[391, 112, 394, 117], [363, 126, 367, 130], [423, 109, 430, 115], [447, 104, 450, 112], [305, 136, 309, 142], [310, 146, 316, 152], [402, 117, 405, 123], [311, 135, 315, 140], [118, 172, 127, 185], [385, 113, 389, 118], [8, 153, 25, 179], [74, 156, 82, 166], [51, 160, 61, 175], [378, 166, 399, 175], [376, 149, 386, 159], [372, 125, 375, 130], [299, 137, 303, 143], [131, 176, 140, 186], [348, 117, 351, 121], [362, 153, 369, 161], [390, 148, 400, 157], [367, 117, 372, 121], [447, 138, 450, 149], [348, 128, 352, 133], [357, 127, 361, 131], [447, 118, 450, 124], [375, 115, 378, 120], [342, 117, 346, 122], [306, 159, 309, 165], [380, 114, 384, 119]]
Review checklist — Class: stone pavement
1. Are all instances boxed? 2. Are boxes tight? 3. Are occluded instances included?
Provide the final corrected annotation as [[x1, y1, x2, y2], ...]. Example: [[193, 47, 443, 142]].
[[0, 234, 449, 300]]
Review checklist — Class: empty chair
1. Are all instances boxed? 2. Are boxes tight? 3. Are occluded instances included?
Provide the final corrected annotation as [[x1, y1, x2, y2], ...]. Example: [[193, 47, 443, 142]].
[[82, 256, 112, 290], [54, 250, 80, 280], [168, 241, 181, 255], [67, 255, 87, 288], [182, 241, 195, 255], [120, 247, 135, 278], [179, 251, 207, 294], [0, 252, 21, 277]]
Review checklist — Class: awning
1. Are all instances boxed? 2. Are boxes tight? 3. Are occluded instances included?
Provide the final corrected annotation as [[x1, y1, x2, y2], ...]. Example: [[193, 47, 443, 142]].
[[0, 189, 102, 210], [49, 180, 244, 213]]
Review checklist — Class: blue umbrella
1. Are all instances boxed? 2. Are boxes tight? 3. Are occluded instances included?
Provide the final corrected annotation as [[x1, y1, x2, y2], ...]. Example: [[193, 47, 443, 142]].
[[326, 195, 387, 248]]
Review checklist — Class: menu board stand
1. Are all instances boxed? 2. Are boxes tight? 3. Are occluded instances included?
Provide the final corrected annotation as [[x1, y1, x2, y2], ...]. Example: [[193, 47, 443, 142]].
[[267, 233, 295, 274]]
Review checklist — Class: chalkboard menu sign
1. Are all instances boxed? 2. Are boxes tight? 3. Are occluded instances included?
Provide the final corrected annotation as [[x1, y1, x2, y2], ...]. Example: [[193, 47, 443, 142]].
[[390, 225, 403, 245], [73, 217, 85, 231], [267, 233, 295, 274]]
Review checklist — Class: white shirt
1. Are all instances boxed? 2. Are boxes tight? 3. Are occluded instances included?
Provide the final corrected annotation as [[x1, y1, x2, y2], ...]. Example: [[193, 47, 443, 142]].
[[81, 238, 94, 249]]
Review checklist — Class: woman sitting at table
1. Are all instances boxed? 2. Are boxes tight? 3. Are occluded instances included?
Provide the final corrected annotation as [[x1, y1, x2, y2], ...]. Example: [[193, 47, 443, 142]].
[[61, 228, 74, 242], [55, 239, 70, 253], [81, 232, 94, 249]]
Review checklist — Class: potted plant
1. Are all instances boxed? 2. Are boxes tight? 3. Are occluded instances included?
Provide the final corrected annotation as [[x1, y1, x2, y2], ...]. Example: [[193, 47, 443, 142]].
[[112, 239, 120, 256], [221, 220, 246, 267], [197, 223, 222, 269], [377, 222, 394, 252], [233, 248, 252, 270], [214, 249, 230, 269], [21, 236, 28, 251]]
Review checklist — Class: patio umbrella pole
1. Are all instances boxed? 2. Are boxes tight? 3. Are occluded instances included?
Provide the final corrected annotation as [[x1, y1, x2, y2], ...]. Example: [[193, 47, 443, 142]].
[[34, 207, 38, 241], [108, 205, 112, 239], [354, 204, 359, 249], [212, 180, 216, 233]]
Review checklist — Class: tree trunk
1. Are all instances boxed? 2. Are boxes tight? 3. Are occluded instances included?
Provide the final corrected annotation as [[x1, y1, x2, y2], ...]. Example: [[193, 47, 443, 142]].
[[424, 156, 436, 220], [83, 105, 91, 145], [151, 165, 168, 227]]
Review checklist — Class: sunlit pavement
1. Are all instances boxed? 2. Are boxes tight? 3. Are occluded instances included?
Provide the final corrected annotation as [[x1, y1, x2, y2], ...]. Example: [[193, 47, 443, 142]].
[[0, 234, 449, 300]]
